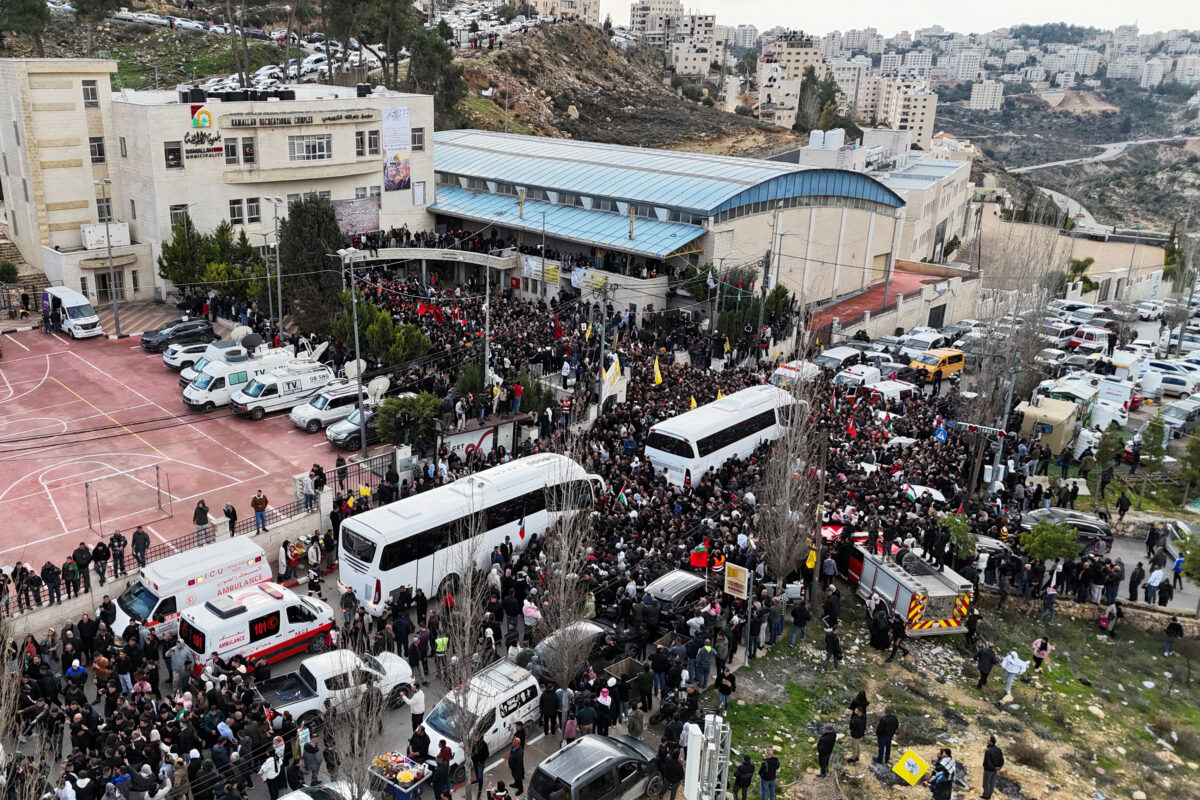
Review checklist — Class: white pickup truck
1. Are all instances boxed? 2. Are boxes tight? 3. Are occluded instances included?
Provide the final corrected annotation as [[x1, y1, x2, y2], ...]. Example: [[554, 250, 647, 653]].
[[254, 650, 414, 724]]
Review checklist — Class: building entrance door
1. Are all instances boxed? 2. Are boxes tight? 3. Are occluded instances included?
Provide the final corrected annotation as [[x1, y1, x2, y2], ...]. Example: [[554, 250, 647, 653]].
[[97, 270, 126, 304]]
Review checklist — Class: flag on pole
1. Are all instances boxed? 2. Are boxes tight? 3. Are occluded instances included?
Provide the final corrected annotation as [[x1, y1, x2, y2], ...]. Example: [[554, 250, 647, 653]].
[[517, 514, 526, 540], [585, 323, 592, 341], [653, 356, 663, 385], [689, 539, 709, 568], [724, 336, 731, 353], [956, 502, 964, 515], [690, 395, 697, 409], [616, 484, 628, 506], [904, 483, 916, 501], [717, 390, 725, 399]]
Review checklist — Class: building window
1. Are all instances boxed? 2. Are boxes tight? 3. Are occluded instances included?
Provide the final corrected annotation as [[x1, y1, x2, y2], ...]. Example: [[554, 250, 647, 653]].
[[119, 137, 127, 158], [226, 137, 240, 164], [130, 199, 136, 219], [96, 196, 113, 223], [22, 179, 28, 202], [169, 204, 189, 227], [131, 270, 140, 294], [89, 137, 106, 164], [246, 197, 261, 223], [164, 141, 183, 169], [412, 127, 425, 152], [355, 186, 367, 199], [287, 193, 300, 206], [241, 138, 256, 164], [82, 80, 99, 108], [80, 276, 88, 295], [229, 199, 244, 225], [369, 186, 381, 199], [412, 181, 426, 206], [355, 131, 366, 157], [2, 153, 7, 172], [367, 129, 380, 155], [288, 134, 332, 161], [12, 121, 19, 145], [317, 190, 331, 201]]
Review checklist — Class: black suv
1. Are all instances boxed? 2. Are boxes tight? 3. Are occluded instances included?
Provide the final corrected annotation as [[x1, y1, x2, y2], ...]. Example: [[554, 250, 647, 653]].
[[140, 318, 218, 352], [1019, 507, 1114, 554]]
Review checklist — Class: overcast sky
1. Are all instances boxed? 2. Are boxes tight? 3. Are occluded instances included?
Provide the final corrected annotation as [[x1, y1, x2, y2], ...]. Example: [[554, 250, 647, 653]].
[[598, 0, 1182, 37]]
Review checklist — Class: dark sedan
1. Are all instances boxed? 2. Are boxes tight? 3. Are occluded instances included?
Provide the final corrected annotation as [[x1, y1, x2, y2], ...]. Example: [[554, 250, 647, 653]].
[[1019, 507, 1114, 553], [140, 318, 217, 352]]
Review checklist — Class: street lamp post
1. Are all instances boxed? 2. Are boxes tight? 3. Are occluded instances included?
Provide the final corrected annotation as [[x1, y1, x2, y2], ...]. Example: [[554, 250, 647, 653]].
[[266, 197, 286, 336], [94, 180, 122, 337], [337, 247, 368, 459]]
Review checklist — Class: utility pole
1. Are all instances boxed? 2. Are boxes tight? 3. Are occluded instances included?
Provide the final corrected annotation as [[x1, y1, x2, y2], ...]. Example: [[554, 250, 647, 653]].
[[339, 248, 368, 459], [988, 357, 1019, 489], [273, 199, 284, 337], [95, 180, 122, 337], [757, 205, 781, 360], [483, 258, 491, 386], [595, 283, 615, 406]]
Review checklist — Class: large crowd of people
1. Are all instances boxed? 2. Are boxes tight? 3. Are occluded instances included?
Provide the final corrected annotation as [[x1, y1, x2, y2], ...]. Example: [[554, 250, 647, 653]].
[[4, 258, 1188, 800]]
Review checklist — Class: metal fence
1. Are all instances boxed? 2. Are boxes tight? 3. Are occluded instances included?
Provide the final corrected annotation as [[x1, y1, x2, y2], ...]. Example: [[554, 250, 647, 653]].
[[327, 450, 395, 497]]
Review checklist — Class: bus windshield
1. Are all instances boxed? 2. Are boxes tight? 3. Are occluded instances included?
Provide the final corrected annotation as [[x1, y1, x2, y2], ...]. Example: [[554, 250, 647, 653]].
[[341, 527, 378, 564], [644, 431, 695, 459]]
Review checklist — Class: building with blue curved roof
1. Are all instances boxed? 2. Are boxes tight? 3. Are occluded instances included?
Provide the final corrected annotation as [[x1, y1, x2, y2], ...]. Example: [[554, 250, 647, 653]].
[[429, 130, 908, 317]]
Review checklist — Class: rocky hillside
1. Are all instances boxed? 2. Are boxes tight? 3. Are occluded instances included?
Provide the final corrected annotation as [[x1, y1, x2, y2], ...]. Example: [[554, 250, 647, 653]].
[[456, 22, 798, 155]]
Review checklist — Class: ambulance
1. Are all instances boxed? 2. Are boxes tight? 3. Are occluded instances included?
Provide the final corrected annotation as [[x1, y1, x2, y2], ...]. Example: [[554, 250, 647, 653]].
[[178, 583, 334, 672], [111, 539, 272, 637]]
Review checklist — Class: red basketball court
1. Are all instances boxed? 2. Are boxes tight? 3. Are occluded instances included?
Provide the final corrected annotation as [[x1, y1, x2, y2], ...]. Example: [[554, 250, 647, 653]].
[[0, 328, 338, 571]]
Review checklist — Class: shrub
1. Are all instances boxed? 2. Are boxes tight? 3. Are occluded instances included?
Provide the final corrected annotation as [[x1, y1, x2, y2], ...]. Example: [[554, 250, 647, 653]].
[[0, 261, 18, 283], [1008, 739, 1050, 769]]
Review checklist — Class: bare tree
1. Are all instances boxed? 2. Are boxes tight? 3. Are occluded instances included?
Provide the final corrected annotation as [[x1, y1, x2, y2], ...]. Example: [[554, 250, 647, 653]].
[[754, 337, 825, 606], [1, 620, 59, 800], [326, 665, 391, 800], [530, 453, 600, 731]]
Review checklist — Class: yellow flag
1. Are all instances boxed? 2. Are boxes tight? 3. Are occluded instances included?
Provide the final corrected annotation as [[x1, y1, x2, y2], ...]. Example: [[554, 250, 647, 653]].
[[717, 390, 725, 399], [724, 336, 731, 353], [653, 356, 663, 385], [806, 549, 818, 569], [690, 395, 697, 409], [585, 323, 592, 341]]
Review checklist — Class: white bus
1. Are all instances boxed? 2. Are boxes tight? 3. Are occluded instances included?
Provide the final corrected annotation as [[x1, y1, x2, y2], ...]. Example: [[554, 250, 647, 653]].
[[643, 384, 798, 487], [337, 453, 603, 615]]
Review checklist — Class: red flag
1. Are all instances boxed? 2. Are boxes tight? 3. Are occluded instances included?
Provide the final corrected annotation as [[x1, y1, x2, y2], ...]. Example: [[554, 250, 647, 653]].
[[956, 502, 964, 515], [417, 302, 429, 316], [846, 422, 857, 438], [432, 307, 446, 324], [553, 314, 563, 339]]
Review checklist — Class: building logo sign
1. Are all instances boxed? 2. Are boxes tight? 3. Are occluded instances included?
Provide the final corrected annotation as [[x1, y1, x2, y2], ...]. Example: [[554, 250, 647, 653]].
[[191, 105, 213, 128]]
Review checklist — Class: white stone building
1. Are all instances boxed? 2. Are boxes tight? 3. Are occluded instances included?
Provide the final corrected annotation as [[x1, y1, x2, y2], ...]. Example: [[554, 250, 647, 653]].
[[967, 80, 1004, 111]]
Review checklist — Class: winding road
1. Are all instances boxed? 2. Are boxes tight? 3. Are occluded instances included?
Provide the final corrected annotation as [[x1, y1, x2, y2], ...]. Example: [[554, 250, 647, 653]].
[[1009, 136, 1184, 173]]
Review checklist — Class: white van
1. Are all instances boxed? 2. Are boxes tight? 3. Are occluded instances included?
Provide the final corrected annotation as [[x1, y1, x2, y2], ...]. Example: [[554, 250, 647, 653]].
[[178, 583, 334, 672], [833, 365, 881, 388], [42, 287, 103, 338], [865, 379, 918, 405], [290, 380, 362, 433], [183, 348, 301, 411], [813, 346, 864, 371], [230, 359, 335, 420], [111, 538, 271, 636], [425, 661, 541, 779], [178, 335, 277, 386], [767, 360, 820, 388], [898, 332, 948, 361], [1039, 321, 1078, 348]]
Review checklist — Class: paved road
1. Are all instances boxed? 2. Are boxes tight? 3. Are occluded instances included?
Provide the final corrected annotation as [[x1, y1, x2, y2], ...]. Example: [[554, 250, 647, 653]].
[[1009, 137, 1182, 174], [1036, 186, 1105, 233], [1108, 529, 1199, 615]]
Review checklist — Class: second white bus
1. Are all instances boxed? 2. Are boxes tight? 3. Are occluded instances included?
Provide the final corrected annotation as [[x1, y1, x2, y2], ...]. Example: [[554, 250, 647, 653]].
[[337, 453, 603, 615], [643, 384, 798, 487]]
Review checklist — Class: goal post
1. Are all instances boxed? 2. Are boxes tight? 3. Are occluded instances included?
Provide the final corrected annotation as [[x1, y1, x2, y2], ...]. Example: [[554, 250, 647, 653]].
[[84, 464, 173, 535]]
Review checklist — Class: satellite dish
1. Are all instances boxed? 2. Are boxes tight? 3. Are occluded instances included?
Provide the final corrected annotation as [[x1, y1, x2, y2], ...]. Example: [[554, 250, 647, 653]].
[[343, 359, 366, 379], [241, 332, 265, 351], [366, 376, 391, 403], [302, 341, 329, 362], [230, 325, 254, 343]]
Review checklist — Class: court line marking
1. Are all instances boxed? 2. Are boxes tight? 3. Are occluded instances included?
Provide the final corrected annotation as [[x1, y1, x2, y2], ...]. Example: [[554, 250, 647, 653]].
[[0, 355, 50, 406], [0, 349, 67, 365], [0, 405, 157, 440], [67, 351, 269, 477], [0, 366, 11, 402], [3, 333, 30, 352], [51, 376, 168, 459], [52, 333, 70, 345]]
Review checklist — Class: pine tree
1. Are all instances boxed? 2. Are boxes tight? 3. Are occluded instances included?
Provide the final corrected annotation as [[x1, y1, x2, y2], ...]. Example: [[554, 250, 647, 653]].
[[1, 0, 50, 57], [277, 196, 345, 313]]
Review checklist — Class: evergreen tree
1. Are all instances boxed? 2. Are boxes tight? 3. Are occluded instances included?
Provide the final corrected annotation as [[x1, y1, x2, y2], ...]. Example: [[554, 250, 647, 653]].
[[1, 0, 50, 57], [819, 100, 838, 131], [277, 196, 345, 312], [156, 214, 208, 289]]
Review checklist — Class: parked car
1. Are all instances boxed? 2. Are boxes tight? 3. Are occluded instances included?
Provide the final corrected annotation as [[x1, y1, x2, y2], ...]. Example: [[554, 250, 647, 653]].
[[1160, 398, 1200, 438], [1019, 507, 1113, 554], [254, 650, 413, 724], [140, 318, 218, 352], [530, 736, 662, 800]]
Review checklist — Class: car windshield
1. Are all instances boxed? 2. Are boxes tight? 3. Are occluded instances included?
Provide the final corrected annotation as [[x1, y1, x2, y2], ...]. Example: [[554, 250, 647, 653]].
[[117, 582, 158, 621], [426, 696, 477, 742], [244, 380, 267, 398], [1163, 406, 1190, 420], [309, 395, 330, 410], [192, 357, 210, 372], [192, 372, 214, 390], [814, 354, 840, 369], [346, 409, 362, 425], [832, 372, 859, 385], [66, 303, 96, 319], [914, 354, 940, 366]]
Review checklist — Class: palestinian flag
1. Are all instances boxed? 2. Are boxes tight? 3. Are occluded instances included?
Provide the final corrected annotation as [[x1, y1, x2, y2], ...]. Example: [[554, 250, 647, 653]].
[[904, 483, 916, 501], [689, 539, 709, 569], [616, 484, 628, 506]]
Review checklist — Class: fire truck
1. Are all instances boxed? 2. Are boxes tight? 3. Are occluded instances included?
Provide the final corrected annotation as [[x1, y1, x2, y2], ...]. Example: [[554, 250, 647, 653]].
[[848, 544, 973, 637]]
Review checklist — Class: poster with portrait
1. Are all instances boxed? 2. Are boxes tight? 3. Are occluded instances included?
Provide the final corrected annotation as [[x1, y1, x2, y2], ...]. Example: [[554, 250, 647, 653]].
[[381, 106, 411, 192]]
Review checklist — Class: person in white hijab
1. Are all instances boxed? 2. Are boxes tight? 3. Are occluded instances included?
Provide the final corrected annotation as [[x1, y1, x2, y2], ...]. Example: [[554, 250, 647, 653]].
[[1000, 651, 1029, 695]]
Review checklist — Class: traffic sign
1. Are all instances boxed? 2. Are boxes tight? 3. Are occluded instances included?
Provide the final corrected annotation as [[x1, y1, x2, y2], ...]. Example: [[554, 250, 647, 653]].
[[892, 749, 930, 786], [934, 427, 948, 443]]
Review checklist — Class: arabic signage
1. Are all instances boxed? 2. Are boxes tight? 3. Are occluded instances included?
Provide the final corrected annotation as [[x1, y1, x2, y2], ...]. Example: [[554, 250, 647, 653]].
[[524, 256, 561, 284], [222, 110, 380, 128], [183, 128, 224, 160], [332, 198, 381, 236], [570, 266, 608, 291], [724, 563, 749, 599]]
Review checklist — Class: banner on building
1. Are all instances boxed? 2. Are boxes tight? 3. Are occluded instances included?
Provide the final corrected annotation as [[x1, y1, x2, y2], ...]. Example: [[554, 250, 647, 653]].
[[523, 256, 561, 284], [381, 106, 411, 192], [570, 266, 608, 292], [332, 198, 380, 236]]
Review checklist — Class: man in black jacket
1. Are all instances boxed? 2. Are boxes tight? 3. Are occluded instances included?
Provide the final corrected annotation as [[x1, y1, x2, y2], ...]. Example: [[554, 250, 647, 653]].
[[848, 706, 866, 763], [73, 543, 93, 594], [661, 749, 685, 800], [758, 748, 780, 800], [90, 540, 110, 586], [981, 736, 1004, 799], [816, 724, 837, 778], [974, 642, 998, 690], [885, 614, 909, 663], [131, 526, 151, 568], [874, 708, 899, 765], [822, 623, 843, 672]]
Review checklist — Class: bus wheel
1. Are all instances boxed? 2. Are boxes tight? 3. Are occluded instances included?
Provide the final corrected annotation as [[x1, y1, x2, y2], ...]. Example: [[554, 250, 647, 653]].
[[307, 635, 328, 654], [438, 573, 460, 599]]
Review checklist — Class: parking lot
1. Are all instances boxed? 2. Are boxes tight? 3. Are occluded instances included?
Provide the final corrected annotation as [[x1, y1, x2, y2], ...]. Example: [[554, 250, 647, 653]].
[[0, 327, 346, 571]]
